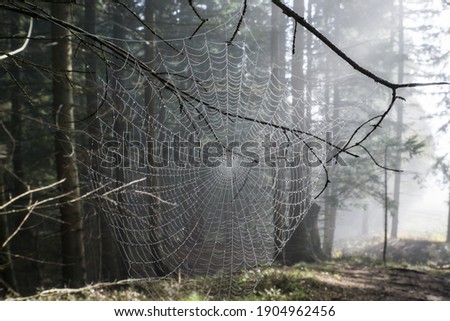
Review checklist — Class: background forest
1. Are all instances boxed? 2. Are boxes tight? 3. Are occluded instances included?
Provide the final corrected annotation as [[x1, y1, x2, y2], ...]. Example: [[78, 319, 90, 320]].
[[0, 0, 449, 300]]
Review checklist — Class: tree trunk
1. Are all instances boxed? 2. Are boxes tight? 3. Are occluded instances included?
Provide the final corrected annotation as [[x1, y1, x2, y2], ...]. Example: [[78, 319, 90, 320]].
[[4, 14, 39, 294], [447, 183, 450, 243], [362, 208, 369, 236], [391, 0, 404, 239], [0, 160, 17, 293], [322, 4, 340, 257], [282, 0, 325, 263], [304, 0, 313, 130], [5, 15, 21, 290], [51, 2, 86, 287], [145, 0, 167, 277], [271, 2, 287, 260], [323, 202, 337, 256], [383, 146, 389, 267], [84, 0, 125, 282], [291, 0, 305, 109], [298, 0, 324, 262], [106, 1, 137, 278], [283, 0, 305, 265], [284, 203, 322, 264]]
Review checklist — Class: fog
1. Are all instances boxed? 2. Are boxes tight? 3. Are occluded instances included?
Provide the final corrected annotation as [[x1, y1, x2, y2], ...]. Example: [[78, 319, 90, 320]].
[[1, 0, 449, 299], [315, 0, 450, 250]]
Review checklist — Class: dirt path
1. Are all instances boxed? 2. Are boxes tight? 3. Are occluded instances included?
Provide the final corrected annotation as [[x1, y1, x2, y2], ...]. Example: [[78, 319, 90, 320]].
[[302, 263, 450, 300]]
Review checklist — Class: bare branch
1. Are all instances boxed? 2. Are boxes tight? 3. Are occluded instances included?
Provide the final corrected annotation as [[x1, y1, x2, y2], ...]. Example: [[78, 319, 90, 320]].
[[227, 0, 247, 45], [233, 168, 252, 200], [133, 190, 177, 206], [189, 19, 208, 39], [292, 22, 298, 55], [302, 140, 330, 199], [101, 177, 146, 197], [2, 204, 36, 248], [188, 0, 208, 39], [339, 90, 399, 155], [270, 0, 449, 177], [358, 144, 403, 173], [0, 121, 15, 163], [0, 17, 33, 60], [0, 279, 20, 297], [0, 251, 64, 266], [0, 2, 355, 161], [0, 179, 65, 210], [115, 1, 181, 54], [16, 277, 159, 300], [1, 64, 35, 106], [271, 0, 449, 90]]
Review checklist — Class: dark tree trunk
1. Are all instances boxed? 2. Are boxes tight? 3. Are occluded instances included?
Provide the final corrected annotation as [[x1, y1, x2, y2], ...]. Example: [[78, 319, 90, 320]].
[[292, 0, 305, 98], [0, 160, 17, 293], [145, 0, 167, 277], [107, 1, 136, 278], [83, 0, 125, 282], [282, 0, 325, 264], [51, 2, 86, 287], [4, 14, 39, 295], [292, 0, 324, 263], [284, 203, 323, 264]]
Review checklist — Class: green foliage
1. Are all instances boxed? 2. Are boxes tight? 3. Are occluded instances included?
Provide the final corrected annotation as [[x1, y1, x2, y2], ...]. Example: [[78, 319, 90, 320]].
[[402, 135, 425, 159]]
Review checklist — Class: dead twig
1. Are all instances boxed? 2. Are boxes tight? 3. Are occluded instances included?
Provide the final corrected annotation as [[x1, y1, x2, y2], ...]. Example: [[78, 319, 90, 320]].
[[227, 0, 247, 45], [13, 277, 159, 300], [115, 1, 181, 54], [0, 179, 65, 210], [272, 0, 449, 90], [0, 17, 33, 60], [188, 0, 208, 39]]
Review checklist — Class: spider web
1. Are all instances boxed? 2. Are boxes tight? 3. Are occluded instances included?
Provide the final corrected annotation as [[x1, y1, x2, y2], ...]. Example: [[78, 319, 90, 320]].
[[80, 19, 345, 297]]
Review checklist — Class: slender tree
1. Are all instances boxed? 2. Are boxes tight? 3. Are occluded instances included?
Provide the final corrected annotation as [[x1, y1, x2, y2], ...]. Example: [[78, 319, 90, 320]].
[[270, 0, 287, 260], [145, 0, 167, 277], [447, 184, 450, 243], [322, 1, 341, 257], [83, 0, 125, 282], [283, 0, 306, 265], [51, 2, 86, 287], [0, 153, 17, 293], [433, 156, 450, 243], [283, 0, 324, 264], [391, 0, 405, 239]]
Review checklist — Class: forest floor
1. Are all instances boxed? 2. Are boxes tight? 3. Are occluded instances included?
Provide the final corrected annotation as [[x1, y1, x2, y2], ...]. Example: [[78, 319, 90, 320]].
[[267, 259, 450, 300], [4, 239, 450, 301]]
